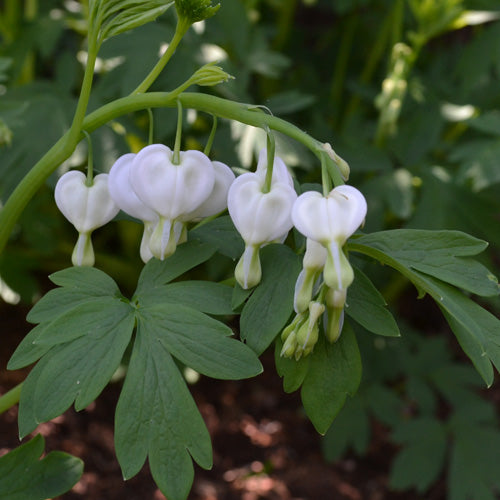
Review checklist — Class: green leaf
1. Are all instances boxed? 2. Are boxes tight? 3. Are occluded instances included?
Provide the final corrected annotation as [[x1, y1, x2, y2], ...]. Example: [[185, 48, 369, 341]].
[[350, 235, 500, 385], [136, 303, 262, 380], [7, 324, 51, 370], [115, 324, 212, 500], [0, 435, 83, 500], [138, 281, 234, 315], [18, 298, 135, 436], [26, 267, 121, 324], [347, 267, 400, 337], [190, 215, 244, 259], [240, 244, 302, 354], [353, 229, 499, 297], [448, 415, 500, 500], [135, 240, 216, 296], [301, 323, 362, 434], [93, 1, 174, 42], [389, 418, 447, 493], [322, 396, 370, 461]]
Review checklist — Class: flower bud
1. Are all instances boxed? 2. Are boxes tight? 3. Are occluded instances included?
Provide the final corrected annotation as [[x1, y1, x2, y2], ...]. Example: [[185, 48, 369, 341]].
[[294, 302, 325, 360], [294, 239, 327, 313], [324, 288, 346, 342]]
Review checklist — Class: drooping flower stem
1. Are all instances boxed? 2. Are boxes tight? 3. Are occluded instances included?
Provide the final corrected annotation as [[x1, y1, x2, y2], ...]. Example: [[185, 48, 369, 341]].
[[172, 99, 183, 165], [83, 130, 94, 187], [203, 115, 217, 156], [0, 92, 344, 258], [263, 129, 275, 194], [147, 108, 154, 145]]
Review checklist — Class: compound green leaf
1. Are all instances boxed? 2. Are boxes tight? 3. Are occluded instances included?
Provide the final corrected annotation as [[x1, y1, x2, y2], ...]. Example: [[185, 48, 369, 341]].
[[137, 303, 262, 380], [301, 323, 362, 434], [115, 323, 212, 500], [240, 244, 302, 354], [18, 299, 135, 437], [389, 418, 447, 493], [347, 267, 400, 337], [0, 435, 83, 500], [448, 415, 500, 500], [7, 324, 51, 370]]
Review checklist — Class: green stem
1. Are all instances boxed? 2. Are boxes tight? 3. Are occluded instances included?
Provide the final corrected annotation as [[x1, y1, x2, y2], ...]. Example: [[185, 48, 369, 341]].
[[263, 129, 275, 193], [173, 99, 183, 164], [321, 154, 332, 195], [132, 17, 190, 94], [83, 130, 94, 185], [0, 383, 22, 415], [203, 115, 217, 156], [0, 92, 330, 257], [147, 108, 154, 145]]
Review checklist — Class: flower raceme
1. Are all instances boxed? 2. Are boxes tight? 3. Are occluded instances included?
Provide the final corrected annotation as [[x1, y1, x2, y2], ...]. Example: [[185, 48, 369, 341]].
[[280, 185, 367, 359], [228, 149, 297, 289], [55, 170, 119, 266]]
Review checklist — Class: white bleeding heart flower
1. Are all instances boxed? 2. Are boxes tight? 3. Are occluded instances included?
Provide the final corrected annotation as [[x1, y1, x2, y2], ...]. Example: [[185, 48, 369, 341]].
[[228, 159, 297, 289], [55, 170, 119, 266], [292, 185, 367, 292], [129, 144, 215, 260], [294, 238, 327, 313], [324, 288, 346, 342], [108, 153, 159, 263], [182, 160, 235, 221]]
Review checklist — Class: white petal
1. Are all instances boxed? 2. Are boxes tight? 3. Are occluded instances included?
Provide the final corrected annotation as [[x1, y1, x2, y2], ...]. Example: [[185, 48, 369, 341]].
[[183, 160, 235, 220], [255, 148, 294, 187], [108, 153, 158, 222]]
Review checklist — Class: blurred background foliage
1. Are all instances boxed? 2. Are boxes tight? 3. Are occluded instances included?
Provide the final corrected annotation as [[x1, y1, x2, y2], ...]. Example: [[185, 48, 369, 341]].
[[1, 0, 500, 498]]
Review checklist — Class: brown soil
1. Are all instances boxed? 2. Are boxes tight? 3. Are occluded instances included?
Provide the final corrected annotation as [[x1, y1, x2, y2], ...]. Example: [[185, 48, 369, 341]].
[[1, 301, 447, 500]]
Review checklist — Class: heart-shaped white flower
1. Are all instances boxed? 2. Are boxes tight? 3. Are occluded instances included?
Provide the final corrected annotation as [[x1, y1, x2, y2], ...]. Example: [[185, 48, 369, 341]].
[[108, 153, 159, 263], [292, 185, 367, 291], [228, 164, 297, 289], [129, 144, 215, 219], [55, 170, 119, 266]]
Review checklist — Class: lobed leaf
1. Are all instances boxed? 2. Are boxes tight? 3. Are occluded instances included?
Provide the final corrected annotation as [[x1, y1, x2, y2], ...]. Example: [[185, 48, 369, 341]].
[[0, 435, 83, 500], [300, 323, 362, 434], [347, 267, 400, 337], [115, 325, 212, 500], [136, 303, 262, 380]]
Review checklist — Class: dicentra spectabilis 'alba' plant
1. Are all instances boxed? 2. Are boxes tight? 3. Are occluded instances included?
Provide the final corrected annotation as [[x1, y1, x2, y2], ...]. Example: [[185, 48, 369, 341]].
[[228, 150, 297, 289], [55, 170, 119, 267], [129, 144, 215, 260], [292, 185, 367, 292], [108, 153, 159, 263]]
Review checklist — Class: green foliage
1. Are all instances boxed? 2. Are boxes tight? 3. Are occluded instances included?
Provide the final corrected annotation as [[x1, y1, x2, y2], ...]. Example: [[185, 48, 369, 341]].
[[322, 330, 500, 500], [0, 434, 83, 500]]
